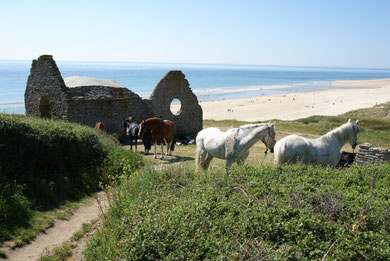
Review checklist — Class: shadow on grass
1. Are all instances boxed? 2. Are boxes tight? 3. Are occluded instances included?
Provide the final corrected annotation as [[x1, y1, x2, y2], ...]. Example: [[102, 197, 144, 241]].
[[142, 153, 194, 165]]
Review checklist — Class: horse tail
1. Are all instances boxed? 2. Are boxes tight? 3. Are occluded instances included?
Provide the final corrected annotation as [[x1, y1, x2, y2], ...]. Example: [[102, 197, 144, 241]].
[[195, 149, 202, 171], [273, 139, 283, 166]]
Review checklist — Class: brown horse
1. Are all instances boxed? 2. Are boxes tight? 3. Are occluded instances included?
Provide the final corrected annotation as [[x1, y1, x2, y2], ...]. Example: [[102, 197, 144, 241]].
[[94, 122, 106, 132], [138, 117, 176, 159]]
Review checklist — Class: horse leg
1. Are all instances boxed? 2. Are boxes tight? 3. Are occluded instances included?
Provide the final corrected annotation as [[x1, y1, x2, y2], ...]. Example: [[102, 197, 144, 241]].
[[225, 158, 233, 169], [160, 142, 164, 159], [203, 154, 214, 170], [130, 137, 133, 151], [153, 141, 157, 159], [164, 139, 169, 155], [237, 150, 249, 166]]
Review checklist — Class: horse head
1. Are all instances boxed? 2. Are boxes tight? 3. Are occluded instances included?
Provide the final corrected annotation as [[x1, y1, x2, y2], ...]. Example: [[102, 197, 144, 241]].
[[138, 119, 146, 139], [347, 118, 360, 149], [265, 122, 276, 153], [95, 122, 106, 132], [123, 119, 131, 136]]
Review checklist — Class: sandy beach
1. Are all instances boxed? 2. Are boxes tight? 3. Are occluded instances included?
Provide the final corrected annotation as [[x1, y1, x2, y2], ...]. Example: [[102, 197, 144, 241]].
[[198, 79, 390, 121]]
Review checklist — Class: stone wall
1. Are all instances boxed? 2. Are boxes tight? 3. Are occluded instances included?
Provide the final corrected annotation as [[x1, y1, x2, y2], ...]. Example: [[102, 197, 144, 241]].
[[66, 87, 153, 133], [150, 71, 203, 137], [25, 55, 69, 121], [25, 55, 203, 136], [355, 143, 390, 164]]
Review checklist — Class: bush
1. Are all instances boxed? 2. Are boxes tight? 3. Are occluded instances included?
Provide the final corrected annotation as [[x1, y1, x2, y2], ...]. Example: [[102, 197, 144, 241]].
[[85, 164, 390, 260], [0, 114, 144, 242]]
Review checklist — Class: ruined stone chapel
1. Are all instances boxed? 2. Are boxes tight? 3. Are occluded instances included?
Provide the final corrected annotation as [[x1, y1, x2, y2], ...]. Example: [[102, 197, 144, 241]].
[[24, 55, 203, 136]]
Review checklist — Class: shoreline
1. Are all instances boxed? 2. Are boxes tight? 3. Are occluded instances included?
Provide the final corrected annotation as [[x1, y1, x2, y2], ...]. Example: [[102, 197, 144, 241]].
[[197, 79, 390, 121]]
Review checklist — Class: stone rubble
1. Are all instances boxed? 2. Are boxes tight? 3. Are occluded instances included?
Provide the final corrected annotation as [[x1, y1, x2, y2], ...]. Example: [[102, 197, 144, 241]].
[[355, 143, 390, 164]]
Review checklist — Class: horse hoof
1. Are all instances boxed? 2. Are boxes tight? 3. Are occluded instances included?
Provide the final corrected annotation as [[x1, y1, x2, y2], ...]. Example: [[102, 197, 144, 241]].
[[153, 156, 157, 159]]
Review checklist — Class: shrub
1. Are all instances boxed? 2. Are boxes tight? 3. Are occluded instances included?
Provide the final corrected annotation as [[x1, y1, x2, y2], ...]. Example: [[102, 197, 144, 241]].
[[0, 114, 144, 242], [85, 164, 390, 260]]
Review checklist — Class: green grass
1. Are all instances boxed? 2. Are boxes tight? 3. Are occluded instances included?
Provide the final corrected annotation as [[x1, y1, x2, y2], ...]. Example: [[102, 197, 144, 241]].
[[168, 114, 390, 171], [39, 219, 98, 261], [0, 114, 145, 246], [85, 164, 390, 260], [85, 103, 390, 260], [39, 245, 72, 261], [71, 219, 97, 242], [3, 102, 390, 258]]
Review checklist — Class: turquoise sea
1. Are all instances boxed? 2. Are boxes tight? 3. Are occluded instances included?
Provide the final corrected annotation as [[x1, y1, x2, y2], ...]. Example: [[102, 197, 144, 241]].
[[1, 60, 390, 114]]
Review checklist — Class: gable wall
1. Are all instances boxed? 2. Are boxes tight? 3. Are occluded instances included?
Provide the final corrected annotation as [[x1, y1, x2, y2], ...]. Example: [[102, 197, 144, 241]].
[[25, 56, 203, 137]]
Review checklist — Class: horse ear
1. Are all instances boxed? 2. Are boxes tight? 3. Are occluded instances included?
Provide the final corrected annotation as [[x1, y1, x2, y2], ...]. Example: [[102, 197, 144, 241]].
[[347, 118, 351, 123], [355, 120, 360, 125]]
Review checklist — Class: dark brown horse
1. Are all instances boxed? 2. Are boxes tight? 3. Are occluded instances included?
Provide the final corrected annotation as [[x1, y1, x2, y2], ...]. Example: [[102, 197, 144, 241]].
[[123, 119, 152, 154], [94, 122, 106, 132], [138, 117, 176, 159]]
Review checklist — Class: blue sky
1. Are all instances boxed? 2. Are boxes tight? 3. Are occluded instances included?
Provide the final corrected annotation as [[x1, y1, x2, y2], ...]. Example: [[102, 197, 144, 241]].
[[1, 0, 389, 68]]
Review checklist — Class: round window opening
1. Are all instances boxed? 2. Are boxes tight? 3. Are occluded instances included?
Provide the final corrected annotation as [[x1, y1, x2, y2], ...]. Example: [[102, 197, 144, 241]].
[[170, 98, 182, 116]]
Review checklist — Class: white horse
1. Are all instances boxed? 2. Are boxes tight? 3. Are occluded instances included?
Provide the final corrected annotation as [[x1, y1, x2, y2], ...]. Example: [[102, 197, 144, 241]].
[[195, 122, 276, 170], [274, 119, 359, 167]]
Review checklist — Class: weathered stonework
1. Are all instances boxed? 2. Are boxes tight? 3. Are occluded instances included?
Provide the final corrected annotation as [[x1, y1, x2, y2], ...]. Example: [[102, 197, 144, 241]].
[[150, 71, 203, 137], [355, 143, 390, 164], [25, 55, 203, 136]]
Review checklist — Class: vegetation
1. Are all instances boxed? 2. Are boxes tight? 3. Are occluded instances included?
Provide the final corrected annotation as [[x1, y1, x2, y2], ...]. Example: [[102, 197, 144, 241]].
[[85, 104, 390, 260], [39, 245, 72, 261], [205, 115, 390, 149], [2, 102, 390, 259], [85, 165, 390, 260], [39, 219, 98, 261], [0, 114, 144, 245]]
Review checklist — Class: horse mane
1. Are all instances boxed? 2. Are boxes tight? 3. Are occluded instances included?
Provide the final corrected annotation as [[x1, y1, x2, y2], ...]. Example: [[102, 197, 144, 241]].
[[324, 122, 355, 144], [238, 123, 271, 136]]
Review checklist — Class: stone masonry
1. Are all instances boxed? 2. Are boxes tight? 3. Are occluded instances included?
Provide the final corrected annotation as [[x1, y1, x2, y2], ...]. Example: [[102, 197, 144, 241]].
[[355, 143, 390, 164], [150, 71, 203, 137], [25, 55, 203, 136]]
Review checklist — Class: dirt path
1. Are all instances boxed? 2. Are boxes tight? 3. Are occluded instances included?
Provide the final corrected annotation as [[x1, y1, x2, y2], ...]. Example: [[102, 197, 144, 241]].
[[2, 192, 109, 261]]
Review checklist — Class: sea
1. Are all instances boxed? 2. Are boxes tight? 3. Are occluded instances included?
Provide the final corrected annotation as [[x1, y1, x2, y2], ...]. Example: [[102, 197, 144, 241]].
[[1, 60, 390, 114]]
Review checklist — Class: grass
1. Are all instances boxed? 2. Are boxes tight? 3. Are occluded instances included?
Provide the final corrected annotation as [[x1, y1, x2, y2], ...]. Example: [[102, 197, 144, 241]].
[[71, 219, 97, 241], [3, 102, 390, 259], [39, 245, 72, 261], [39, 219, 98, 261], [5, 197, 96, 248], [85, 164, 390, 260], [0, 250, 6, 259], [85, 102, 390, 259], [343, 101, 390, 120], [145, 115, 390, 171]]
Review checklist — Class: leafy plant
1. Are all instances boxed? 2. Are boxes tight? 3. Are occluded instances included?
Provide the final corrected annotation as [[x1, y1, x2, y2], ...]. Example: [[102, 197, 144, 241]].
[[85, 164, 390, 260]]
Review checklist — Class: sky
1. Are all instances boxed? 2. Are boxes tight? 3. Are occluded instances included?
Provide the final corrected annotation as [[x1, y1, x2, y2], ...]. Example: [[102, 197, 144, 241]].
[[1, 0, 389, 68]]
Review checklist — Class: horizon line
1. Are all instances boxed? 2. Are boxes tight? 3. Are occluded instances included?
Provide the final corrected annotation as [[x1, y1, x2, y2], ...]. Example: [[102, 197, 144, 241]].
[[1, 58, 390, 71]]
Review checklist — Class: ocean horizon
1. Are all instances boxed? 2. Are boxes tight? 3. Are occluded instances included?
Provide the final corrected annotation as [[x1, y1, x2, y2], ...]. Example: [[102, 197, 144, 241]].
[[1, 59, 390, 114]]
